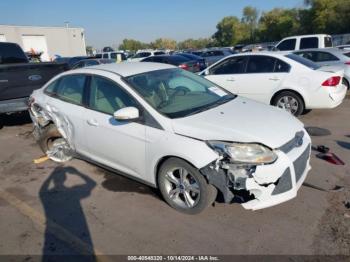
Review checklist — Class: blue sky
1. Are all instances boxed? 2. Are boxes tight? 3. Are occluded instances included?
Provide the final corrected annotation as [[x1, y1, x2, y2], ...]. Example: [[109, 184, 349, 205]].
[[0, 0, 304, 48]]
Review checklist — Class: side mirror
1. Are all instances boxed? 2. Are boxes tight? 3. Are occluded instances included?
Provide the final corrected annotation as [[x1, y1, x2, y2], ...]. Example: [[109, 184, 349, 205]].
[[113, 107, 139, 121]]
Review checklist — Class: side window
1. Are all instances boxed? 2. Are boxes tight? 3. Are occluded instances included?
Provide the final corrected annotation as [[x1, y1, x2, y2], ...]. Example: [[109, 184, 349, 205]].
[[143, 56, 155, 62], [300, 37, 318, 49], [314, 52, 339, 62], [295, 51, 314, 61], [277, 39, 296, 51], [102, 53, 109, 59], [274, 59, 291, 73], [72, 61, 84, 69], [211, 57, 247, 75], [246, 56, 276, 73], [214, 51, 224, 56], [45, 80, 59, 95], [89, 76, 137, 115], [324, 37, 333, 48], [55, 75, 86, 105], [85, 60, 99, 66]]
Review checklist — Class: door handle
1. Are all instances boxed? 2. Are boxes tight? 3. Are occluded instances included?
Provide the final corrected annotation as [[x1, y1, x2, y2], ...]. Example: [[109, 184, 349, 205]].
[[269, 77, 280, 81], [87, 119, 99, 127], [226, 77, 235, 82]]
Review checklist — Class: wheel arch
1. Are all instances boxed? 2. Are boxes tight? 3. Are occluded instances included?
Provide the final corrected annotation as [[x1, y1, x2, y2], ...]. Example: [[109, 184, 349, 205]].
[[153, 155, 208, 188], [270, 89, 306, 108]]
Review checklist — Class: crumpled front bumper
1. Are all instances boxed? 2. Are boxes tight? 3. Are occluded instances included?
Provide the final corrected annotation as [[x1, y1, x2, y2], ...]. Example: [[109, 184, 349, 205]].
[[242, 140, 311, 210], [200, 132, 312, 211]]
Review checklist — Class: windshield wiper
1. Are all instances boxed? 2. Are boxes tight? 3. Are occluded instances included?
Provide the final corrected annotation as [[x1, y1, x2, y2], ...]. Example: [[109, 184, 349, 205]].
[[185, 95, 234, 117]]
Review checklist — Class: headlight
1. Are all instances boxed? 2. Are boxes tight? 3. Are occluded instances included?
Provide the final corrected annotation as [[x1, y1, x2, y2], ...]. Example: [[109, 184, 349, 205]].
[[207, 141, 277, 164]]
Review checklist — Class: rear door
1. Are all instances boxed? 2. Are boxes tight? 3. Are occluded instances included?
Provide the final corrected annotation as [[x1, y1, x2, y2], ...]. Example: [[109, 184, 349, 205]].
[[233, 55, 290, 103], [45, 74, 88, 153], [204, 56, 247, 94]]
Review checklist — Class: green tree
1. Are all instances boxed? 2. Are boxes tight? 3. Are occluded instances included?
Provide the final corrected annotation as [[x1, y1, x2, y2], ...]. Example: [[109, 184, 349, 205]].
[[242, 6, 259, 42], [118, 39, 148, 51], [213, 16, 249, 46], [258, 8, 300, 42], [304, 0, 350, 34], [150, 38, 177, 49], [177, 38, 214, 49]]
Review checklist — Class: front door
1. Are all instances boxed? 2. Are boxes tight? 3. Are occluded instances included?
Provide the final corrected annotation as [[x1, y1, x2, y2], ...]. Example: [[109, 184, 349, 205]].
[[83, 75, 146, 179]]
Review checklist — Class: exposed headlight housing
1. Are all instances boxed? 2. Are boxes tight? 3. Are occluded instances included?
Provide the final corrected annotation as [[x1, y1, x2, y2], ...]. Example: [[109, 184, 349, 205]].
[[207, 141, 277, 165]]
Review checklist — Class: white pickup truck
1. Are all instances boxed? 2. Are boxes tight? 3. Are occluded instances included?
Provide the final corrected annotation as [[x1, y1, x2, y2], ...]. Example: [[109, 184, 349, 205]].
[[275, 34, 333, 51]]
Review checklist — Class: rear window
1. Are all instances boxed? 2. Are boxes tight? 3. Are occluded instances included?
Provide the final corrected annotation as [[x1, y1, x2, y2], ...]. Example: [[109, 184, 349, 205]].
[[276, 39, 296, 51], [154, 51, 165, 56], [344, 52, 350, 58], [300, 37, 318, 49], [246, 56, 275, 73], [0, 43, 28, 64], [286, 54, 320, 70], [168, 56, 191, 65], [324, 37, 333, 48], [134, 52, 151, 58]]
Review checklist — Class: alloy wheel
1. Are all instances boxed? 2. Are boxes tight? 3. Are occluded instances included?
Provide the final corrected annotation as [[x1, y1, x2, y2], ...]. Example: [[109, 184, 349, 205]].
[[163, 167, 200, 209], [276, 95, 299, 115]]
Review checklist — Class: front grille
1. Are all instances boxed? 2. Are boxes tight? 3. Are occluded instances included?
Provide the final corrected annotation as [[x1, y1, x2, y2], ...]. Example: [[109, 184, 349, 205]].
[[272, 168, 292, 195], [279, 131, 305, 154], [293, 144, 311, 182]]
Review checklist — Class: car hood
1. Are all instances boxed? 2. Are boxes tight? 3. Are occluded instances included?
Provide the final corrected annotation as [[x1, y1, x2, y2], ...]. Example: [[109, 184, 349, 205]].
[[171, 96, 304, 149]]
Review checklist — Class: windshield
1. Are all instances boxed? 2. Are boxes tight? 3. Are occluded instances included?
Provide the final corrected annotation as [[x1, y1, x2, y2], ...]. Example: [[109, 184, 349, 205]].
[[125, 68, 236, 118], [286, 54, 321, 70]]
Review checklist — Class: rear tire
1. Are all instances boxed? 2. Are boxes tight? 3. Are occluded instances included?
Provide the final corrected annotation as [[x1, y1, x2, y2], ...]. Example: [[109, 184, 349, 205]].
[[272, 91, 304, 117], [158, 158, 217, 214], [38, 124, 73, 162]]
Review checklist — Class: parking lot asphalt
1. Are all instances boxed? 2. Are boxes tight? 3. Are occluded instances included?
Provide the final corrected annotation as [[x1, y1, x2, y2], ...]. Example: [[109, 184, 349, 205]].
[[0, 99, 349, 258]]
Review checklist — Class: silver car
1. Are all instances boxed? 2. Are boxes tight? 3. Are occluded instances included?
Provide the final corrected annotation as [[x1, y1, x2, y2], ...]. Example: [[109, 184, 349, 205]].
[[293, 48, 350, 89]]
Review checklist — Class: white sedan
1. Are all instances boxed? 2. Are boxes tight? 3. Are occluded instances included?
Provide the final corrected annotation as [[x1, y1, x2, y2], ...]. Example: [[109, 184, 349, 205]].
[[202, 52, 347, 116], [29, 62, 311, 214]]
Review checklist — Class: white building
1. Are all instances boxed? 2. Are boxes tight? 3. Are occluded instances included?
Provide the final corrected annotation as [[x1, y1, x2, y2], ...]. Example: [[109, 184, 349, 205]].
[[0, 25, 87, 61]]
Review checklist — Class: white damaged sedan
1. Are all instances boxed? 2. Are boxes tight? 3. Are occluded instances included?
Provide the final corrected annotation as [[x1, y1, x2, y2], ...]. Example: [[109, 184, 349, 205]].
[[29, 62, 311, 214]]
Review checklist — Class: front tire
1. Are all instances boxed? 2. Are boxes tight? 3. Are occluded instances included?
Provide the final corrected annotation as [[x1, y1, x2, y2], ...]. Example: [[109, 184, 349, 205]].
[[158, 158, 217, 214], [38, 124, 73, 163], [272, 91, 304, 117]]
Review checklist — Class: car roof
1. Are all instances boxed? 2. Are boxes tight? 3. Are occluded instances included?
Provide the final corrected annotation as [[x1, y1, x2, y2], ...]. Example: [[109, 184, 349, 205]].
[[86, 61, 175, 77], [281, 34, 331, 40]]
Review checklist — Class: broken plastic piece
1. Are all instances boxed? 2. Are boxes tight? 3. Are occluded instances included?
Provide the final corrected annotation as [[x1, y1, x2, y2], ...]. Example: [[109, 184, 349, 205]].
[[316, 152, 345, 165], [33, 156, 49, 164], [315, 145, 330, 153]]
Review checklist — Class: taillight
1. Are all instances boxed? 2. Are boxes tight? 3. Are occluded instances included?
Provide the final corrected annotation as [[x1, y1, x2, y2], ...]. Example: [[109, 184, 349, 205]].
[[179, 64, 189, 70], [345, 61, 350, 65], [322, 76, 341, 86]]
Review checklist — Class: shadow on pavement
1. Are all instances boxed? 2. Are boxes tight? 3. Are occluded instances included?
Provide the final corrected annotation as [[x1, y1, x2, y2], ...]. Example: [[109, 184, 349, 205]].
[[336, 140, 350, 150], [98, 167, 160, 199], [39, 166, 97, 262]]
